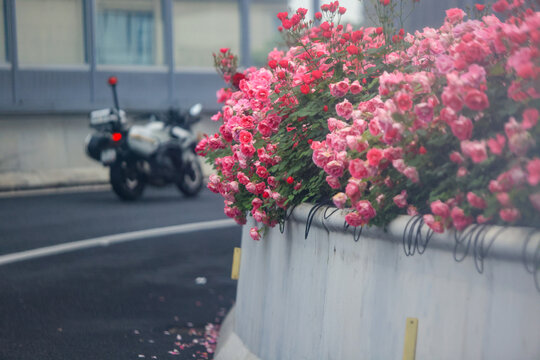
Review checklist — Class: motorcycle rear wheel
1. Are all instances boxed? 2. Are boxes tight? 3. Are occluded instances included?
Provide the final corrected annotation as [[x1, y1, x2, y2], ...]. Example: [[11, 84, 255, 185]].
[[176, 152, 203, 197], [110, 160, 145, 201]]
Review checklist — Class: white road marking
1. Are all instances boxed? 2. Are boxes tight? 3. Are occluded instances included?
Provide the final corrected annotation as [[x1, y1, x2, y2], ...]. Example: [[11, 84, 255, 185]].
[[0, 184, 111, 198], [0, 218, 237, 266]]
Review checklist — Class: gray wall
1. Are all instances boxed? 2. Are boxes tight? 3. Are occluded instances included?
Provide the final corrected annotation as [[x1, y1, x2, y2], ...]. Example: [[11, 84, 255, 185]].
[[227, 205, 540, 360]]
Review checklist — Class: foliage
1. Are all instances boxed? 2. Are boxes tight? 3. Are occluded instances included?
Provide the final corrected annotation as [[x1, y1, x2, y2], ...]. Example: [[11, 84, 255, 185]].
[[197, 0, 540, 239]]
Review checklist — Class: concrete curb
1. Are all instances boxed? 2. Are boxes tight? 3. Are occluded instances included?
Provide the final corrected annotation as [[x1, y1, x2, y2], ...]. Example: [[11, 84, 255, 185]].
[[215, 305, 260, 360]]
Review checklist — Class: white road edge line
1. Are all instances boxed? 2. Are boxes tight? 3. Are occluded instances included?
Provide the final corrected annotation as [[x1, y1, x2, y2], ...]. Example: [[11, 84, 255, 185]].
[[0, 219, 237, 266]]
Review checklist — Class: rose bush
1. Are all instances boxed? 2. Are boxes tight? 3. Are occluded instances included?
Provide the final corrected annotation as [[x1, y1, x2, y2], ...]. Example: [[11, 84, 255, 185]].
[[197, 0, 540, 239]]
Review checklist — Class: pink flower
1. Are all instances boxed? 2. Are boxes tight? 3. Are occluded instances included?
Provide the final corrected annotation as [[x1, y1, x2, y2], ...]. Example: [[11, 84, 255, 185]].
[[464, 89, 489, 111], [332, 192, 348, 209], [499, 208, 520, 222], [324, 160, 345, 178], [403, 167, 419, 183], [350, 80, 363, 94], [496, 192, 512, 207], [392, 159, 406, 172], [327, 117, 347, 131], [430, 200, 450, 218], [414, 102, 434, 124], [527, 158, 540, 186], [442, 87, 463, 112], [467, 192, 487, 209], [395, 92, 412, 112], [423, 214, 444, 233], [250, 227, 261, 241], [492, 0, 509, 12], [336, 99, 354, 120], [445, 8, 466, 24], [461, 140, 487, 163], [449, 151, 464, 165], [522, 108, 539, 130], [326, 176, 341, 189], [345, 212, 364, 227], [529, 193, 540, 212], [451, 207, 473, 231], [245, 182, 257, 194], [252, 197, 263, 210], [354, 200, 377, 225], [345, 181, 360, 198], [349, 159, 369, 179], [487, 134, 506, 155], [366, 148, 383, 167], [457, 167, 468, 177], [238, 130, 253, 144], [256, 166, 269, 179], [393, 190, 408, 208], [451, 116, 473, 140]]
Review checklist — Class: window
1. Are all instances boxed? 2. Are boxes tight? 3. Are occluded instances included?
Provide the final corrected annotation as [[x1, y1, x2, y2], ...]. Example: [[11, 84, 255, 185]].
[[173, 0, 240, 69], [16, 0, 85, 66], [250, 1, 286, 66], [96, 0, 164, 66], [0, 0, 6, 63]]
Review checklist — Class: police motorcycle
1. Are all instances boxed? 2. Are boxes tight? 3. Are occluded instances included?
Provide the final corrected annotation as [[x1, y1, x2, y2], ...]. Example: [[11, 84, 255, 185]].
[[85, 76, 203, 200]]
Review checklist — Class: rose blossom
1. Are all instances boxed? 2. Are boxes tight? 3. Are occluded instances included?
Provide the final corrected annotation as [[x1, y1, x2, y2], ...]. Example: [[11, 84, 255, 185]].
[[325, 160, 345, 178], [467, 192, 487, 209], [336, 99, 354, 119], [403, 167, 419, 183], [499, 208, 521, 222], [332, 192, 348, 209], [445, 8, 466, 24], [522, 108, 539, 130], [461, 140, 487, 163], [349, 159, 369, 179], [423, 214, 444, 233], [449, 151, 464, 165], [366, 148, 383, 167], [529, 193, 540, 212], [355, 200, 377, 225], [326, 176, 341, 189], [250, 227, 261, 241], [430, 200, 450, 218], [451, 116, 473, 140], [451, 206, 473, 231], [527, 158, 540, 186], [345, 212, 364, 227], [414, 102, 434, 124], [487, 134, 506, 155], [393, 190, 408, 208], [395, 92, 413, 112], [350, 80, 363, 94], [238, 130, 253, 144]]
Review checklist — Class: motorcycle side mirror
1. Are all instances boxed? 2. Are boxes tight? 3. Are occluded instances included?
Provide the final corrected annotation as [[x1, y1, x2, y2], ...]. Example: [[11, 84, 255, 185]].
[[189, 103, 203, 118]]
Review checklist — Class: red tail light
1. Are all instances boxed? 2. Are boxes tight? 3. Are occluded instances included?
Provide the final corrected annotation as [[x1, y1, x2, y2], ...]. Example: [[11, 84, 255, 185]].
[[108, 76, 118, 86], [112, 132, 122, 142]]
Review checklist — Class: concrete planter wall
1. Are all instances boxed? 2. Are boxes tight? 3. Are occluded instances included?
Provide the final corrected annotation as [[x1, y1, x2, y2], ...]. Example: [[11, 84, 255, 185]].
[[216, 204, 540, 360]]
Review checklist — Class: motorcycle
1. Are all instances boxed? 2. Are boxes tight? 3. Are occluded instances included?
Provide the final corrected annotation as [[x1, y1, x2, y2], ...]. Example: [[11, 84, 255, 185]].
[[85, 76, 204, 201]]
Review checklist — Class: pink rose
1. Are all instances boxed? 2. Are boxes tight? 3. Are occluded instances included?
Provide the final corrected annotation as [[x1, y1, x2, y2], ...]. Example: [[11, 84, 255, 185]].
[[414, 102, 434, 124], [439, 107, 457, 124], [487, 134, 506, 155], [250, 227, 261, 241], [345, 181, 360, 198], [451, 207, 473, 231], [327, 117, 347, 131], [368, 118, 381, 136], [325, 160, 345, 178], [332, 192, 348, 209], [499, 208, 520, 222], [252, 197, 263, 210], [496, 192, 512, 207], [442, 87, 463, 112], [467, 192, 487, 209], [451, 116, 473, 141], [355, 200, 377, 225], [393, 190, 408, 208], [256, 166, 268, 179], [346, 136, 368, 153], [392, 159, 406, 172], [529, 193, 540, 212], [461, 140, 487, 163], [457, 167, 468, 177], [435, 55, 455, 74], [336, 99, 354, 120], [430, 200, 450, 218], [522, 108, 539, 130], [366, 148, 383, 167], [508, 132, 535, 157], [527, 158, 540, 186], [345, 212, 364, 227], [449, 151, 464, 165], [326, 176, 341, 189], [464, 89, 489, 111], [395, 92, 413, 112], [403, 167, 419, 183], [350, 80, 363, 94], [349, 159, 369, 179], [245, 182, 257, 194], [423, 214, 444, 233], [239, 130, 253, 144], [445, 8, 466, 24]]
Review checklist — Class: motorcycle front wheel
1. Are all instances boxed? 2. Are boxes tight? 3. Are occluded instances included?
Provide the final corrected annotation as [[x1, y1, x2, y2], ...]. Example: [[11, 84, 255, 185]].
[[110, 160, 146, 201], [176, 151, 203, 197]]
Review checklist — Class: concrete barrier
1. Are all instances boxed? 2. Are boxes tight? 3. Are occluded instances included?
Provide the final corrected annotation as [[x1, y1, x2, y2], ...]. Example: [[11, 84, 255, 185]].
[[216, 204, 540, 360]]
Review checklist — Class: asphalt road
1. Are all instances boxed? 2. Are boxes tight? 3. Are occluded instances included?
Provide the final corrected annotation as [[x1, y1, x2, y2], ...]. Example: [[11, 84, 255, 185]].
[[0, 187, 241, 360]]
